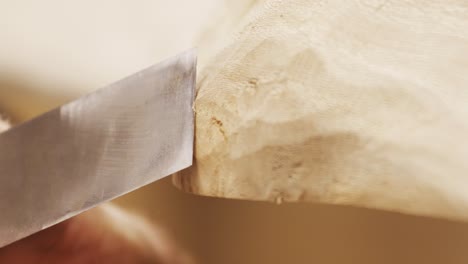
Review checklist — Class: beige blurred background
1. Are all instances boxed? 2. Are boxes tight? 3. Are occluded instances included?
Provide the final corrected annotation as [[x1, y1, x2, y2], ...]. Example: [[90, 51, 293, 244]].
[[2, 1, 468, 263]]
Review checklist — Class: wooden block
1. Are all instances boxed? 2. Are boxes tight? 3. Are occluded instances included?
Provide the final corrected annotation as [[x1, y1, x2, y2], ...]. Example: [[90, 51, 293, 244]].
[[174, 0, 468, 221]]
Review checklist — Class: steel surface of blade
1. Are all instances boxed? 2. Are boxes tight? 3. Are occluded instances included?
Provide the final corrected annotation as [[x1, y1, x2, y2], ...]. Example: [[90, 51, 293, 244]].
[[0, 50, 196, 247]]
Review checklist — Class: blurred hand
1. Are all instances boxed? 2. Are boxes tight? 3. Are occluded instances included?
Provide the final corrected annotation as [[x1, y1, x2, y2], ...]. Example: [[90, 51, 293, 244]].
[[0, 204, 193, 264]]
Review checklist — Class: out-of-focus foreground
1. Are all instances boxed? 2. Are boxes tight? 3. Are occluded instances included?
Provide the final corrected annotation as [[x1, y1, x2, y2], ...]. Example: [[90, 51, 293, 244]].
[[2, 1, 468, 263]]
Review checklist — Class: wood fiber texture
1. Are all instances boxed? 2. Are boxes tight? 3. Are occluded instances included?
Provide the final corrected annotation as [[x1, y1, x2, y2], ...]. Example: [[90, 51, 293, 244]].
[[174, 0, 468, 221]]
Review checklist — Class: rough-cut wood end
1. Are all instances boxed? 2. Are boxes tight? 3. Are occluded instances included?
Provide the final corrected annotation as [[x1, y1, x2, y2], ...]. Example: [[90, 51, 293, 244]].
[[174, 0, 468, 222]]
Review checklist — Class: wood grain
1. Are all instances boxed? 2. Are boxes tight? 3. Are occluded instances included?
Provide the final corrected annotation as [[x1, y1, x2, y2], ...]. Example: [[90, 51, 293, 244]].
[[174, 0, 468, 221]]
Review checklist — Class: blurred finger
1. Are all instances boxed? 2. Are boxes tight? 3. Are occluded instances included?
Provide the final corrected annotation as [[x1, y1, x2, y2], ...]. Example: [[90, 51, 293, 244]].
[[0, 204, 194, 264]]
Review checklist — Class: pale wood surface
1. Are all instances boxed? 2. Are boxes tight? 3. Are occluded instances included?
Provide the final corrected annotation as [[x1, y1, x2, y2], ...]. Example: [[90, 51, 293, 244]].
[[174, 0, 468, 221], [3, 1, 468, 263]]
